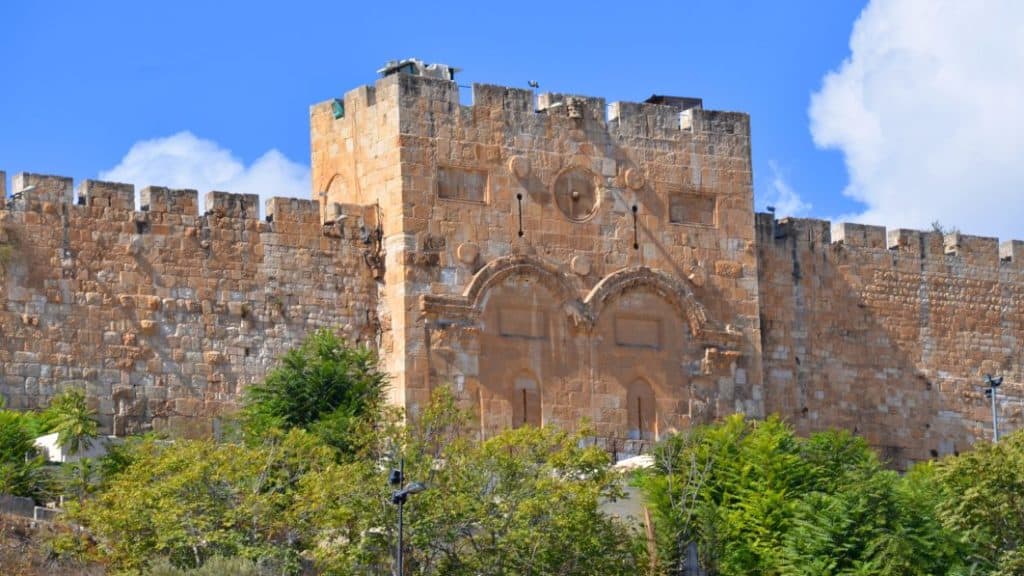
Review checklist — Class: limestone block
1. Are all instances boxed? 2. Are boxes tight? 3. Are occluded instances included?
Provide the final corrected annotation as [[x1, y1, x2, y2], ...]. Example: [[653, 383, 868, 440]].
[[140, 320, 158, 335], [714, 260, 743, 278], [13, 173, 73, 206], [456, 242, 479, 265], [141, 187, 199, 215], [81, 180, 135, 210]]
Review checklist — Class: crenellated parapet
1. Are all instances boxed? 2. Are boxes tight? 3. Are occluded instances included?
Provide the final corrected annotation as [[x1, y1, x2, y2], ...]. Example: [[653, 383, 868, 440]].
[[386, 74, 746, 144], [757, 212, 1024, 467], [0, 170, 382, 436], [81, 180, 135, 211], [309, 63, 760, 427], [0, 171, 387, 235], [139, 186, 199, 215], [205, 191, 259, 220], [265, 197, 320, 224], [8, 173, 73, 211], [760, 214, 1024, 272], [1000, 240, 1024, 264]]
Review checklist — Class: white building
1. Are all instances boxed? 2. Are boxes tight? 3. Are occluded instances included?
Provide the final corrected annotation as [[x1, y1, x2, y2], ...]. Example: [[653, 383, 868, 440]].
[[33, 433, 121, 463]]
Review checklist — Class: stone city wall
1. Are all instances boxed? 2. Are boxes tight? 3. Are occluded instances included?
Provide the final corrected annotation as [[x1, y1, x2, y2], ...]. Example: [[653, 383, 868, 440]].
[[4, 65, 1022, 463], [0, 171, 378, 435], [757, 214, 1024, 468], [332, 73, 766, 441]]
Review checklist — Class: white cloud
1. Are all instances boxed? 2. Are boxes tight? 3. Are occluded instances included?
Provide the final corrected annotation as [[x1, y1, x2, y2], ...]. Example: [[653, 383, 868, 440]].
[[762, 160, 812, 218], [810, 0, 1024, 239], [99, 131, 310, 218]]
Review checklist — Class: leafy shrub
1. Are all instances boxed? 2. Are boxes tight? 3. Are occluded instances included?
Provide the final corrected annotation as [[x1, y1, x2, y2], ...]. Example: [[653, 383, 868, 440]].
[[242, 329, 385, 457]]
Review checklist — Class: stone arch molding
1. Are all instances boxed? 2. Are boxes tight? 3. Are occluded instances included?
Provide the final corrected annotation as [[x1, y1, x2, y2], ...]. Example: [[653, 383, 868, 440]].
[[584, 265, 709, 337], [422, 254, 728, 344], [463, 254, 582, 311]]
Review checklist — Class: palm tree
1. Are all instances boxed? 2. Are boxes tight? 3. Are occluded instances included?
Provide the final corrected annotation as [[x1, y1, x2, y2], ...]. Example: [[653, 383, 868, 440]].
[[45, 389, 99, 456]]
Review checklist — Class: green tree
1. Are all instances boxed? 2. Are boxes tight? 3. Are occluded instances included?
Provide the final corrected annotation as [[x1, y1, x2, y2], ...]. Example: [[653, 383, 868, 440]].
[[640, 415, 959, 575], [72, 388, 646, 575], [61, 457, 99, 503], [928, 430, 1024, 575], [43, 389, 99, 456], [242, 329, 386, 455], [70, 429, 335, 574], [290, 387, 646, 575], [0, 410, 49, 499]]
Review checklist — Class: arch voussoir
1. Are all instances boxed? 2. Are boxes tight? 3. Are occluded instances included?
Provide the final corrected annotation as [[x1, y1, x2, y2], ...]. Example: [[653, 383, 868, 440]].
[[463, 254, 582, 311], [584, 266, 709, 337]]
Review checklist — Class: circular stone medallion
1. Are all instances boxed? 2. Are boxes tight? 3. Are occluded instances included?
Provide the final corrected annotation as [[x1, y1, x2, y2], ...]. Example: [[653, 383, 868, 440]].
[[553, 168, 599, 221]]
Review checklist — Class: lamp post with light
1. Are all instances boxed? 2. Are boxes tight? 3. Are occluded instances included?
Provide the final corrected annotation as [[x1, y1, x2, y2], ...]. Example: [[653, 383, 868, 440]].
[[984, 374, 1003, 443], [389, 460, 426, 576]]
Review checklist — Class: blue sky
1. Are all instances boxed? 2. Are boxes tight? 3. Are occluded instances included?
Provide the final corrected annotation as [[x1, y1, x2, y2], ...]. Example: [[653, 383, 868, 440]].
[[3, 1, 1023, 238]]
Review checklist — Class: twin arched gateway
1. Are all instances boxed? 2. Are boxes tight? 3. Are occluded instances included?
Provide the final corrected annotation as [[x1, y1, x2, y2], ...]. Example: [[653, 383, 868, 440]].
[[421, 255, 744, 447]]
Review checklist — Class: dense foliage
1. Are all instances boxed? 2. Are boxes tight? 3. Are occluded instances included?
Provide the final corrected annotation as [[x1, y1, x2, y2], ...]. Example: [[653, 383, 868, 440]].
[[0, 389, 100, 501], [927, 431, 1024, 575], [643, 414, 962, 569], [10, 331, 1024, 575], [289, 391, 643, 575], [61, 331, 641, 575], [60, 392, 1024, 576], [241, 329, 386, 456], [71, 430, 333, 573], [68, 389, 641, 575], [0, 409, 48, 498]]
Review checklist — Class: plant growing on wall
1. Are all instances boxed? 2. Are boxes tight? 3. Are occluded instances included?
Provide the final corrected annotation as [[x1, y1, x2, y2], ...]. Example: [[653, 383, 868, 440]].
[[0, 245, 12, 270], [0, 224, 15, 274]]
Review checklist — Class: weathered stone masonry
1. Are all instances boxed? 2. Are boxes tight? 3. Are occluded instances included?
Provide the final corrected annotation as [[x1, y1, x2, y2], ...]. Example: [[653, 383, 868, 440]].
[[312, 65, 761, 453], [0, 173, 379, 435], [759, 217, 1024, 466], [2, 60, 1021, 463]]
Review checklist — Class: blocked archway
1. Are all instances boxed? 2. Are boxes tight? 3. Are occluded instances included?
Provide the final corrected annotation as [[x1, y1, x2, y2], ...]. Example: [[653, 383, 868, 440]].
[[423, 258, 730, 440], [464, 254, 581, 313], [512, 372, 542, 428], [591, 279, 698, 441], [471, 259, 584, 435], [626, 378, 657, 441]]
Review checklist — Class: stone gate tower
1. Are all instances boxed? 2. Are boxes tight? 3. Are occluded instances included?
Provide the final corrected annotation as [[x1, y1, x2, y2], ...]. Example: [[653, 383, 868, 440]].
[[311, 59, 763, 445]]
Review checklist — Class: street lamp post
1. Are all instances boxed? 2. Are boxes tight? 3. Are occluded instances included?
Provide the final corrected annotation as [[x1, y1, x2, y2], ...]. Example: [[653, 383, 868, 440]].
[[984, 374, 1003, 443], [390, 460, 426, 576]]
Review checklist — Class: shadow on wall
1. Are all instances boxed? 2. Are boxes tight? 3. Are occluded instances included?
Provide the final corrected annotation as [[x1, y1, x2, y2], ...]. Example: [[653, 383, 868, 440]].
[[756, 214, 1024, 468]]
